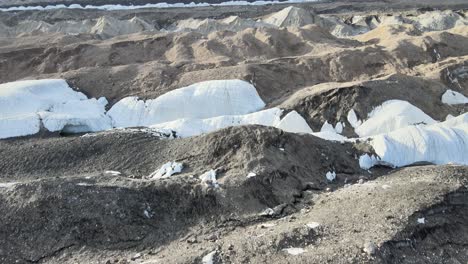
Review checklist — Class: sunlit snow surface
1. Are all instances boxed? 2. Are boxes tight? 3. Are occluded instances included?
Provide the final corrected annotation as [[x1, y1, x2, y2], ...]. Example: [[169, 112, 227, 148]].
[[0, 79, 111, 139], [108, 79, 266, 128], [441, 89, 468, 105], [150, 108, 282, 137], [365, 113, 468, 168], [354, 100, 436, 137]]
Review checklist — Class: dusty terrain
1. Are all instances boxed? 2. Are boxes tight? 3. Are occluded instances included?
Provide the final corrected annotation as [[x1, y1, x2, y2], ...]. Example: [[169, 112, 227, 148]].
[[0, 1, 467, 263]]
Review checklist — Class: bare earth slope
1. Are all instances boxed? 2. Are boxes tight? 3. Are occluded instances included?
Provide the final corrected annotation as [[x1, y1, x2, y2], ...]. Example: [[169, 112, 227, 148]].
[[0, 1, 468, 264]]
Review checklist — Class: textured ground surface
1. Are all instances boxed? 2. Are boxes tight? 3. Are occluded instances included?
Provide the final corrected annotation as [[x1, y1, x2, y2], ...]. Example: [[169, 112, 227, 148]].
[[0, 1, 467, 263]]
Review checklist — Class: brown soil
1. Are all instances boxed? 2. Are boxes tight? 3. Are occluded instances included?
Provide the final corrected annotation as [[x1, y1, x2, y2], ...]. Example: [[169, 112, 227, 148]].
[[1, 2, 468, 264]]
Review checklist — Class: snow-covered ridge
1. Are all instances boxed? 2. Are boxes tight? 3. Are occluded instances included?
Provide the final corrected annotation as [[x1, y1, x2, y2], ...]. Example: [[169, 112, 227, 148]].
[[0, 0, 317, 12], [354, 100, 436, 138], [360, 113, 468, 169], [1, 79, 467, 171], [107, 79, 266, 128], [0, 78, 310, 139]]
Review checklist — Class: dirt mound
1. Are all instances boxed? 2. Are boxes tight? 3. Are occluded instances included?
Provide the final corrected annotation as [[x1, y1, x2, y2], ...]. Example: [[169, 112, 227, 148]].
[[0, 15, 156, 38], [262, 6, 316, 28], [0, 125, 364, 263], [0, 25, 363, 104], [1, 8, 468, 108], [171, 16, 271, 35], [3, 125, 466, 263], [19, 164, 461, 264]]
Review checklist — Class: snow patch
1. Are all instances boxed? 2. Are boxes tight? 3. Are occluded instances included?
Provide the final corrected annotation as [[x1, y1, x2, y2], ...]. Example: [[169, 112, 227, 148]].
[[306, 222, 320, 229], [320, 121, 335, 133], [200, 169, 219, 188], [39, 98, 111, 133], [361, 113, 468, 169], [355, 100, 436, 137], [202, 250, 217, 264], [441, 89, 468, 105], [276, 111, 313, 134], [326, 171, 336, 182], [334, 122, 344, 134], [107, 79, 265, 128], [247, 172, 257, 178], [0, 79, 110, 139], [311, 131, 349, 142], [149, 108, 318, 138], [105, 170, 121, 176], [283, 248, 306, 255], [359, 154, 380, 170], [149, 162, 183, 179], [0, 114, 41, 139], [150, 108, 282, 138], [347, 109, 362, 128], [321, 120, 344, 134], [0, 182, 18, 188]]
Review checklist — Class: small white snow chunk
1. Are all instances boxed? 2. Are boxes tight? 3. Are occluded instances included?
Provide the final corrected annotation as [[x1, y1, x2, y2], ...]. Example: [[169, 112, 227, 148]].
[[441, 90, 468, 105], [359, 154, 380, 170], [276, 111, 313, 134], [417, 218, 425, 224], [144, 210, 151, 218], [107, 79, 266, 128], [149, 162, 183, 179], [312, 131, 349, 142], [202, 250, 217, 264], [0, 182, 18, 188], [76, 182, 92, 186], [105, 170, 121, 176], [283, 248, 306, 255], [320, 121, 335, 133], [316, 121, 350, 142], [321, 120, 345, 134], [347, 109, 362, 128], [97, 97, 108, 107], [306, 222, 320, 229], [260, 208, 275, 216], [334, 122, 344, 134], [247, 172, 257, 178], [261, 223, 276, 228], [355, 100, 436, 137], [382, 185, 391, 189], [446, 114, 455, 121], [200, 169, 219, 188], [326, 171, 336, 182]]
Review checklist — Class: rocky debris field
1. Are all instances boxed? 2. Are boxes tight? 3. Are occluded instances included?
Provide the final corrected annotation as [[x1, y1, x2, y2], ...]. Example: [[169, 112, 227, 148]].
[[0, 1, 467, 263]]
